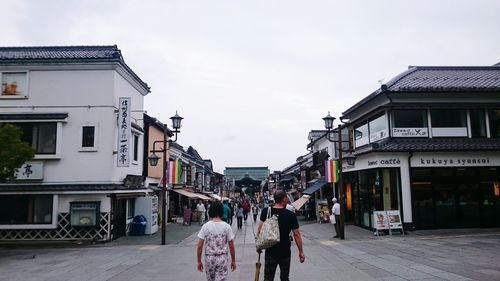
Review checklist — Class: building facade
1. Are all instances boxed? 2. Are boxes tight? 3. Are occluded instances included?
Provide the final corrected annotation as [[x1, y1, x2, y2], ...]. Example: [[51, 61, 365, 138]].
[[341, 65, 500, 230], [0, 46, 150, 241]]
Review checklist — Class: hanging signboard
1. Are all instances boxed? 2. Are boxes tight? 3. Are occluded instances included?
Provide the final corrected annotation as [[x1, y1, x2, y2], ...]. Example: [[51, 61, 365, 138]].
[[117, 97, 131, 167], [14, 162, 44, 180]]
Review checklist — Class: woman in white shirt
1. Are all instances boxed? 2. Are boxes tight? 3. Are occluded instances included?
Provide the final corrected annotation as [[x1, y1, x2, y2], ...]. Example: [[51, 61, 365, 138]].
[[197, 201, 236, 280]]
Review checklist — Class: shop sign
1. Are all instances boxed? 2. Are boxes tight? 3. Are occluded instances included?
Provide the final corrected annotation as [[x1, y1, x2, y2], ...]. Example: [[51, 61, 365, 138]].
[[412, 153, 500, 167], [387, 210, 403, 230], [373, 211, 389, 230], [369, 129, 388, 142], [367, 158, 401, 167], [392, 128, 428, 137], [117, 97, 131, 167], [14, 161, 43, 180]]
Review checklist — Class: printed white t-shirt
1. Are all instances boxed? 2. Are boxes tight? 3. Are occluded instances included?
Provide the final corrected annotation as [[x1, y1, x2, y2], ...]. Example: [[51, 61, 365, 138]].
[[197, 221, 235, 256]]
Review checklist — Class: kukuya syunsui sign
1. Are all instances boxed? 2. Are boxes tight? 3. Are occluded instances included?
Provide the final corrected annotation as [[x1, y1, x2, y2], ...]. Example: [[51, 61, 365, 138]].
[[412, 153, 500, 167], [392, 128, 428, 137], [117, 97, 131, 167]]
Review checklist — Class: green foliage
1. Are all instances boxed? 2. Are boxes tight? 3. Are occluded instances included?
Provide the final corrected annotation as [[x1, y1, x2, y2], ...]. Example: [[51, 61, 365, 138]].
[[0, 123, 35, 182]]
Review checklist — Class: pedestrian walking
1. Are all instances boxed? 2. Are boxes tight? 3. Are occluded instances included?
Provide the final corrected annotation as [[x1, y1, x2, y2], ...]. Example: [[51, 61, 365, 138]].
[[252, 204, 259, 223], [197, 200, 206, 225], [257, 190, 305, 281], [236, 203, 244, 229], [183, 205, 191, 226], [221, 201, 231, 223], [197, 201, 237, 281], [331, 198, 341, 238], [243, 199, 250, 221]]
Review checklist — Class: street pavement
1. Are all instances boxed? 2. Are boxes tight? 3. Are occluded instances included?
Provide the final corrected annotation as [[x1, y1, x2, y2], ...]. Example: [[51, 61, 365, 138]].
[[0, 218, 499, 281]]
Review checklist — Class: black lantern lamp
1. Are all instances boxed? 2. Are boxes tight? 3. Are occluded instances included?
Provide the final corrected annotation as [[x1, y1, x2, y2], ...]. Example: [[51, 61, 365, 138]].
[[170, 111, 183, 131], [322, 112, 335, 130], [147, 152, 160, 166], [344, 153, 357, 166]]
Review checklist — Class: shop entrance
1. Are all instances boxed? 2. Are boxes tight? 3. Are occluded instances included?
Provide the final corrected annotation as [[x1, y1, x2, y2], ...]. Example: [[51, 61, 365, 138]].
[[411, 167, 500, 229], [344, 168, 401, 229]]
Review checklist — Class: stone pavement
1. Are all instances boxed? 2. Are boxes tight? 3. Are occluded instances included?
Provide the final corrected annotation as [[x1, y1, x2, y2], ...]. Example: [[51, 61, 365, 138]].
[[0, 218, 499, 281]]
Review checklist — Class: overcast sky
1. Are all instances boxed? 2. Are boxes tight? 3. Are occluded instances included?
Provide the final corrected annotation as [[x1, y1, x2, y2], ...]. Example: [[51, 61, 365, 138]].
[[2, 1, 499, 173]]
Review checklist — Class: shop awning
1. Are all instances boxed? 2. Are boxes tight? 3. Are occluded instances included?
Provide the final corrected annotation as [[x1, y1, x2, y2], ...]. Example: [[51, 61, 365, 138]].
[[292, 195, 310, 210], [211, 194, 230, 201], [302, 179, 327, 195], [172, 189, 199, 199], [195, 193, 213, 200]]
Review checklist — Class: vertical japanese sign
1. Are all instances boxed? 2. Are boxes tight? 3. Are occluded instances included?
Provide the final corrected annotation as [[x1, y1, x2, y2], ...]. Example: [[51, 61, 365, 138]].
[[117, 97, 131, 167]]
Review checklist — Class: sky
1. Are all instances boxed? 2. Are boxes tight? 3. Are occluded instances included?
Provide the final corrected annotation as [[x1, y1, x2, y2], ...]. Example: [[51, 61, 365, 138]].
[[1, 0, 499, 173]]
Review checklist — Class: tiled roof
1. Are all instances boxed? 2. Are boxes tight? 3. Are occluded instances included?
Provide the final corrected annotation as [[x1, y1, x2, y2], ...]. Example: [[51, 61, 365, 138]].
[[0, 184, 147, 192], [0, 45, 121, 61], [354, 138, 500, 155], [0, 45, 150, 92], [0, 113, 68, 120], [343, 65, 500, 116], [387, 66, 500, 92]]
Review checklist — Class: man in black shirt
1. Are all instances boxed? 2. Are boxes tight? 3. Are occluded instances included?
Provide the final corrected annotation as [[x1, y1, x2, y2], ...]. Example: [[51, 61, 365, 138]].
[[257, 190, 305, 281]]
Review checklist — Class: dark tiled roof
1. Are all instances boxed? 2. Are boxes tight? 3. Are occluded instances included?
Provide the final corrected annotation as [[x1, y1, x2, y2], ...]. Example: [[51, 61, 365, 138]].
[[0, 184, 147, 192], [0, 113, 68, 120], [387, 66, 500, 92], [0, 45, 150, 92], [355, 138, 500, 155], [0, 45, 121, 61], [343, 65, 500, 116]]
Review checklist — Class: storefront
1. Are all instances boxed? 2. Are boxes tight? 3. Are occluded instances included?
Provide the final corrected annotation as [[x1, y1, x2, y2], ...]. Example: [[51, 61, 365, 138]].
[[343, 151, 500, 230], [343, 153, 406, 229], [410, 152, 500, 229]]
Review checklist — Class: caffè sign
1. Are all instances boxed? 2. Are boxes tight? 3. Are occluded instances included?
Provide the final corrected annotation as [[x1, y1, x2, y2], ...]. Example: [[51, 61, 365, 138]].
[[392, 128, 428, 137]]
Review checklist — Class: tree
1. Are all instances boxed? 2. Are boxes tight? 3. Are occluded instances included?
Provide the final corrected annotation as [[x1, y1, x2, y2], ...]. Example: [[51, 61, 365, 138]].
[[0, 123, 35, 182]]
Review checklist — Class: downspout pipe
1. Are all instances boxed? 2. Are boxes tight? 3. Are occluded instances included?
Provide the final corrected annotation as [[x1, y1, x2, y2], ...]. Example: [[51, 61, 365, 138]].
[[405, 151, 415, 232]]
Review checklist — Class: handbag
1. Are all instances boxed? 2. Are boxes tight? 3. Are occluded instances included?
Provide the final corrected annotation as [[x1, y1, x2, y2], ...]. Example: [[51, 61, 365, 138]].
[[255, 207, 280, 250], [329, 214, 336, 224]]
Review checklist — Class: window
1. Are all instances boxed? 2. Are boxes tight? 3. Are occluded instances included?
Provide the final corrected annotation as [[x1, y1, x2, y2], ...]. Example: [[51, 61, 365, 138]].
[[70, 202, 100, 227], [15, 122, 57, 154], [354, 122, 369, 147], [430, 110, 467, 137], [1, 72, 28, 98], [369, 113, 388, 142], [393, 110, 428, 127], [82, 126, 95, 147], [431, 110, 466, 127], [0, 195, 53, 224], [489, 109, 500, 138], [392, 110, 428, 137], [133, 134, 139, 162], [470, 110, 486, 138]]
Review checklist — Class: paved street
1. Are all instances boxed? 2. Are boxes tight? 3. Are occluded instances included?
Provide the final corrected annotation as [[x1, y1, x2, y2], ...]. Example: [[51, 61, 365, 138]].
[[1, 219, 499, 281]]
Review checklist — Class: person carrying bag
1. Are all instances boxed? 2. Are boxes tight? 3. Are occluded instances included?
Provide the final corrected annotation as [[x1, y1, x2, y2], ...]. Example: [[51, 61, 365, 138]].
[[255, 207, 280, 250]]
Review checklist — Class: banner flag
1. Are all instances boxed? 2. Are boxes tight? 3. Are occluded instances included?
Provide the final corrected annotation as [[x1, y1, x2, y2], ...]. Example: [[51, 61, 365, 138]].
[[325, 160, 339, 183], [168, 160, 182, 184]]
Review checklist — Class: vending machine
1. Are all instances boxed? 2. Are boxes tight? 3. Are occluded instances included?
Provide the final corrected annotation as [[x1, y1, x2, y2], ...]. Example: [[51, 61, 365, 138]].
[[135, 196, 159, 235]]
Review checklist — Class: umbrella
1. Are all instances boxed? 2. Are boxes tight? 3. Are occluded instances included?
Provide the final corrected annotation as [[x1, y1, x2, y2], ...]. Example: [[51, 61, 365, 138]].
[[254, 253, 261, 281]]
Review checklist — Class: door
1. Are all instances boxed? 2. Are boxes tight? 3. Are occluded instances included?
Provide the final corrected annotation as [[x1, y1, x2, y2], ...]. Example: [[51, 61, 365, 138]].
[[112, 198, 127, 239]]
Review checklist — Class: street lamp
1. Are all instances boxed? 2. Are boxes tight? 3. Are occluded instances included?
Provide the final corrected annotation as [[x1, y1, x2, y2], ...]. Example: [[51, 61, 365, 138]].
[[322, 112, 356, 240], [147, 111, 183, 245]]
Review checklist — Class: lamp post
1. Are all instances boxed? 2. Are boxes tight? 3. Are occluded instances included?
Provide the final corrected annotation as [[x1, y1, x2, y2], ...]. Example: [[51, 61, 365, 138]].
[[147, 111, 183, 245], [322, 112, 356, 240]]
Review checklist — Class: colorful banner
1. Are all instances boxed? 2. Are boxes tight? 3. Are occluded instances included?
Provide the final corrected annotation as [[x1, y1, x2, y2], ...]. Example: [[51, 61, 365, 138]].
[[168, 160, 182, 184], [325, 160, 339, 183]]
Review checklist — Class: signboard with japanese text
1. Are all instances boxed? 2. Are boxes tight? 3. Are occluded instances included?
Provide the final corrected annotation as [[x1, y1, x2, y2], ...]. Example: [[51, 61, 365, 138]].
[[117, 97, 131, 167], [14, 162, 43, 180], [392, 128, 428, 137]]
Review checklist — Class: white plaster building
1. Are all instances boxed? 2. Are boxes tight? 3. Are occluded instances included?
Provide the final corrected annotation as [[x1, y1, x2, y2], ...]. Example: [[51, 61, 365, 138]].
[[0, 46, 151, 241]]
